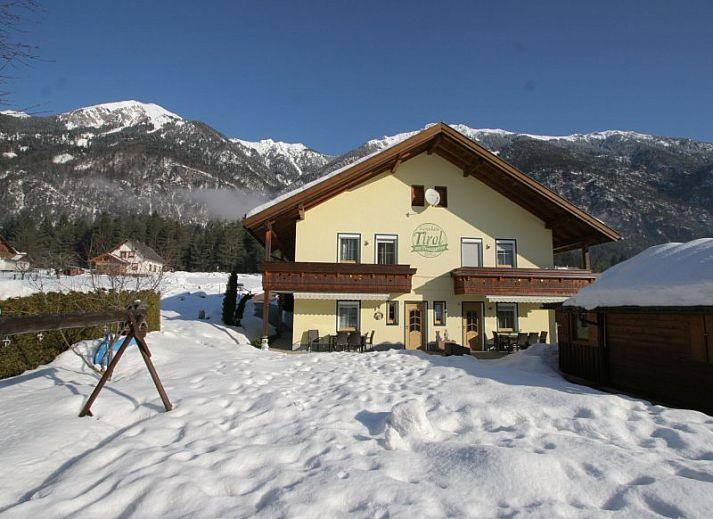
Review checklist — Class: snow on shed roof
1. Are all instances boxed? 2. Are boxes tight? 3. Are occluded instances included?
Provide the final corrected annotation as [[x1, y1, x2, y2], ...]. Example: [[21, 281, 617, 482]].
[[564, 238, 713, 309]]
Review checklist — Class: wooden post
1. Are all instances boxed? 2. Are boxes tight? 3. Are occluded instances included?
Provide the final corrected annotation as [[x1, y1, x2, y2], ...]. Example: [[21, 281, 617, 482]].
[[78, 332, 135, 417], [134, 335, 172, 412], [265, 222, 273, 262], [581, 245, 591, 270], [261, 288, 271, 349]]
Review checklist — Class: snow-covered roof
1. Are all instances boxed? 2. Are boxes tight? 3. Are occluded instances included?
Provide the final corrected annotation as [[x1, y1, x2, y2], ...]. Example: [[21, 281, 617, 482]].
[[564, 239, 713, 309]]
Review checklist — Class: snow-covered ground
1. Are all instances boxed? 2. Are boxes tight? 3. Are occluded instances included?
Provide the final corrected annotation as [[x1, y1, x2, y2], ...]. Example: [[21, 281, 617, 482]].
[[1, 273, 712, 517]]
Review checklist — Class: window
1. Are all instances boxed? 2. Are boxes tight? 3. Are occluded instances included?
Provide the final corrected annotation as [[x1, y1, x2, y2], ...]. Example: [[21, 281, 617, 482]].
[[411, 185, 425, 206], [496, 239, 517, 267], [337, 301, 360, 331], [338, 233, 360, 263], [375, 234, 398, 265], [386, 301, 399, 325], [461, 238, 483, 267], [496, 303, 518, 331], [433, 301, 446, 326], [573, 312, 590, 341], [120, 251, 128, 258], [434, 186, 448, 207]]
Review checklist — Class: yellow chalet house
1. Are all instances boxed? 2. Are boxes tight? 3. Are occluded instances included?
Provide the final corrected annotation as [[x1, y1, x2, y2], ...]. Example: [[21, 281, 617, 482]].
[[244, 124, 620, 351]]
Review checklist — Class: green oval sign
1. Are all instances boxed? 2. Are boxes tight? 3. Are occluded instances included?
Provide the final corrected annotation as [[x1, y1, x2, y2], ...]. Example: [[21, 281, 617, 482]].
[[411, 223, 448, 258]]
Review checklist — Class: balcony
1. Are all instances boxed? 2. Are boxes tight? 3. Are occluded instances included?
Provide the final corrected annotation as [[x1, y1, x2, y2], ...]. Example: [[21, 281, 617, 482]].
[[261, 261, 416, 294], [451, 267, 596, 297]]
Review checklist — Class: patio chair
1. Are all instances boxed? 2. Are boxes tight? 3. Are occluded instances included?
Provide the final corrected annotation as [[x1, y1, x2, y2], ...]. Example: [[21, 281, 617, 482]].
[[515, 333, 528, 351], [363, 330, 375, 351], [307, 329, 320, 352], [526, 332, 539, 348], [539, 331, 548, 344], [488, 331, 497, 351], [347, 331, 362, 352], [335, 331, 349, 352], [491, 331, 501, 351]]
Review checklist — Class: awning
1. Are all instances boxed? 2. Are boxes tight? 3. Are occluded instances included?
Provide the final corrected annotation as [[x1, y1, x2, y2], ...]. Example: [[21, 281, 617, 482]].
[[293, 292, 390, 301], [486, 295, 568, 304]]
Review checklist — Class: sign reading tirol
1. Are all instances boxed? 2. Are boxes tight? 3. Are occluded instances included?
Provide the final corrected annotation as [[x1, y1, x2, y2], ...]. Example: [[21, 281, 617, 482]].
[[411, 223, 448, 257]]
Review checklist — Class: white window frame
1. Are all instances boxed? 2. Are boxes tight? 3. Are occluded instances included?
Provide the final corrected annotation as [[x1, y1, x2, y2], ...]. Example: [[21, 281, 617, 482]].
[[375, 234, 398, 265], [496, 303, 519, 331], [433, 301, 447, 326], [337, 300, 360, 331], [337, 233, 361, 263], [496, 239, 517, 268], [386, 301, 399, 326], [461, 237, 483, 267]]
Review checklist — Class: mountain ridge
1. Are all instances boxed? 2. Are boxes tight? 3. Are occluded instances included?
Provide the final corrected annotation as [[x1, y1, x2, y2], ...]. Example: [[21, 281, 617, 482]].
[[2, 100, 712, 266]]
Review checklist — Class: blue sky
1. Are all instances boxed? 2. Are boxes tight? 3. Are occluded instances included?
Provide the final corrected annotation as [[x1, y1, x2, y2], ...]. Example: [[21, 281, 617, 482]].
[[8, 0, 713, 154]]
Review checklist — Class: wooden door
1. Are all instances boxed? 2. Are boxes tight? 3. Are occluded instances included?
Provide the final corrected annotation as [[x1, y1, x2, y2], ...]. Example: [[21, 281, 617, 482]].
[[405, 302, 426, 350], [462, 302, 483, 350]]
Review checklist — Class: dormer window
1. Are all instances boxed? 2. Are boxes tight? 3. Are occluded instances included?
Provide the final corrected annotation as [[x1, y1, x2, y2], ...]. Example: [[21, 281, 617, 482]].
[[411, 185, 425, 207]]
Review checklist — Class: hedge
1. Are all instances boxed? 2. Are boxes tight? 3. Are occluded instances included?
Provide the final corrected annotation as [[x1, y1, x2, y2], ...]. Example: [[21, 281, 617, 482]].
[[0, 290, 160, 380]]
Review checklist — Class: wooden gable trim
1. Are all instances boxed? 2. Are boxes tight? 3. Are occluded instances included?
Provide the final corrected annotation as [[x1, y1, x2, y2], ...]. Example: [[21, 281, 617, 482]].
[[243, 123, 621, 252]]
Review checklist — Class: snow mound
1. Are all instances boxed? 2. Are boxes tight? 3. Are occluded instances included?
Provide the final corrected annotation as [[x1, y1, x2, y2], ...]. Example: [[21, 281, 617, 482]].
[[2, 151, 17, 158], [383, 399, 436, 450], [565, 238, 713, 309], [60, 100, 183, 131], [52, 153, 74, 164]]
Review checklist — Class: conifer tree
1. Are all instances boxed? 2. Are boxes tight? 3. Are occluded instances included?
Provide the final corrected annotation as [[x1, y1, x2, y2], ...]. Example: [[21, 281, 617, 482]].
[[222, 271, 238, 325]]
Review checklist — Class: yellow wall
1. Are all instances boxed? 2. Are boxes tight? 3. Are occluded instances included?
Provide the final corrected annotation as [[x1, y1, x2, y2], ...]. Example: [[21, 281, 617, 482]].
[[291, 152, 556, 348]]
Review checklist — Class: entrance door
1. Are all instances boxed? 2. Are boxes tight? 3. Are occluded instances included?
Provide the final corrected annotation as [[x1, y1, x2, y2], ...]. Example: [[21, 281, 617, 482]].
[[405, 302, 426, 350], [462, 302, 484, 350]]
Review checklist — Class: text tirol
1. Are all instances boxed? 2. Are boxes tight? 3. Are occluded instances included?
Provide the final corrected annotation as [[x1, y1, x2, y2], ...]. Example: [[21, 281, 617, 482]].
[[411, 223, 448, 258]]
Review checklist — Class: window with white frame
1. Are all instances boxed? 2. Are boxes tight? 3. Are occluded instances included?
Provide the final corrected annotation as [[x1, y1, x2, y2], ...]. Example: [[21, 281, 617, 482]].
[[496, 303, 518, 331], [375, 234, 398, 265], [433, 301, 446, 326], [338, 234, 360, 263], [496, 239, 517, 267], [461, 238, 483, 267], [386, 301, 399, 325], [337, 301, 360, 331]]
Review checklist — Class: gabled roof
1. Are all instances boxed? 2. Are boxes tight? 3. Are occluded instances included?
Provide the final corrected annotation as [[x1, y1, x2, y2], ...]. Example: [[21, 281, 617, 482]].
[[243, 123, 621, 257], [122, 240, 164, 263], [91, 240, 164, 264], [0, 235, 26, 261]]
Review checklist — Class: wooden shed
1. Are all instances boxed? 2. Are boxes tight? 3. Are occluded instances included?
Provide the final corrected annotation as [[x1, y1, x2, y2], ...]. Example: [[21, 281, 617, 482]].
[[557, 239, 713, 414]]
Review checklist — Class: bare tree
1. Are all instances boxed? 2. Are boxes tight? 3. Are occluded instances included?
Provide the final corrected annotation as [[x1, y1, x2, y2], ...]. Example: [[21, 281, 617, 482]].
[[0, 0, 40, 105]]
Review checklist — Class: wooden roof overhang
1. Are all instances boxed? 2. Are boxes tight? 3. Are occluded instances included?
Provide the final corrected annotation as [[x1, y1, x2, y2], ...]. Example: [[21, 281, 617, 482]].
[[243, 123, 621, 258]]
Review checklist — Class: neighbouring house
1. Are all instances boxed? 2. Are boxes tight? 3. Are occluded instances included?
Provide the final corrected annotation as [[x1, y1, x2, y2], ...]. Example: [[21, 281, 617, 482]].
[[557, 239, 713, 414], [0, 235, 30, 272], [243, 123, 620, 351], [90, 240, 164, 276]]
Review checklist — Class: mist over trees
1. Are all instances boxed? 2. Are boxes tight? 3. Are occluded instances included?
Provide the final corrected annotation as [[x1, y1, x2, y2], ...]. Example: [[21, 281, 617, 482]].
[[0, 212, 263, 272]]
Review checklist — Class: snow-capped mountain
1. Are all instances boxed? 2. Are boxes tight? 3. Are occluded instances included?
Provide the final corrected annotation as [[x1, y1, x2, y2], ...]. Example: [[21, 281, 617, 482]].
[[58, 100, 183, 131], [1, 102, 712, 266], [232, 138, 332, 183]]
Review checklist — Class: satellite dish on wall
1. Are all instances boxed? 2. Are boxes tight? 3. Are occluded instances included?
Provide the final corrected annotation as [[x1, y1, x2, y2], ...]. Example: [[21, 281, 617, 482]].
[[425, 188, 441, 206]]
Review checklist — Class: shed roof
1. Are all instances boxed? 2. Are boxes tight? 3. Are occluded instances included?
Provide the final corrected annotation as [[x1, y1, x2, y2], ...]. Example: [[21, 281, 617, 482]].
[[564, 239, 713, 309]]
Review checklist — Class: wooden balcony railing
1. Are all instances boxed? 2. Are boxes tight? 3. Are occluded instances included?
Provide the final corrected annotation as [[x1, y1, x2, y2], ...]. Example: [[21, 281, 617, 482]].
[[261, 262, 417, 294], [451, 267, 596, 296]]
